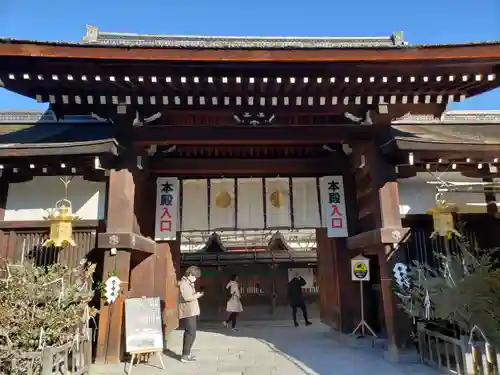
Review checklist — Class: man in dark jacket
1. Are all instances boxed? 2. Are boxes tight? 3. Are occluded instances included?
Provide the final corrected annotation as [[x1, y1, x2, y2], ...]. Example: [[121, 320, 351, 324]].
[[287, 273, 312, 327]]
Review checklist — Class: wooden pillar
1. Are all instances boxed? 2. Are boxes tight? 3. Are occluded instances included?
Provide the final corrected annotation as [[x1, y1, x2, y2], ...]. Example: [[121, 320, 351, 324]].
[[96, 168, 136, 364], [480, 177, 500, 249], [155, 242, 179, 342], [271, 264, 277, 315], [96, 170, 180, 363], [168, 233, 182, 278], [367, 144, 411, 357], [0, 177, 9, 221], [316, 228, 336, 327], [128, 172, 156, 300]]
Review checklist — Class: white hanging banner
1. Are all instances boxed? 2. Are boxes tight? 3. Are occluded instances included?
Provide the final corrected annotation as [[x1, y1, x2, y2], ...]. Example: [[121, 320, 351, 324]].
[[181, 179, 209, 232], [319, 176, 348, 238], [237, 178, 264, 229], [155, 177, 179, 241], [292, 177, 321, 228], [210, 179, 236, 230], [265, 178, 291, 228]]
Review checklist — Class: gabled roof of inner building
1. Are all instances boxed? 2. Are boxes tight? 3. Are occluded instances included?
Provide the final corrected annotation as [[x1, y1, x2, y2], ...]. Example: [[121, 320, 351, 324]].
[[0, 112, 117, 157], [0, 109, 500, 156]]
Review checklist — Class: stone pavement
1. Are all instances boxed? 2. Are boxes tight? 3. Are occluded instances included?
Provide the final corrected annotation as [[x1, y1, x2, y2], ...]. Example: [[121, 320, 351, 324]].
[[91, 320, 441, 375]]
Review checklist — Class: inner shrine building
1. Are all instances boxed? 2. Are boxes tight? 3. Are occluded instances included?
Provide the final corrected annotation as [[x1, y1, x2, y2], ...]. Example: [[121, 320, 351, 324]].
[[1, 25, 500, 363]]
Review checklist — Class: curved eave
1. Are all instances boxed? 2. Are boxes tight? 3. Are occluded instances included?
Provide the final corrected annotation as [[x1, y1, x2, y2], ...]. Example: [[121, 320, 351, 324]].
[[389, 138, 500, 152], [2, 38, 500, 62], [0, 138, 118, 157]]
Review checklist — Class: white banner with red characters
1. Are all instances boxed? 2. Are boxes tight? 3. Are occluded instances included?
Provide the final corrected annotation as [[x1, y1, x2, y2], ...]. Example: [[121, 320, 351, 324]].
[[155, 177, 179, 241], [320, 176, 348, 238]]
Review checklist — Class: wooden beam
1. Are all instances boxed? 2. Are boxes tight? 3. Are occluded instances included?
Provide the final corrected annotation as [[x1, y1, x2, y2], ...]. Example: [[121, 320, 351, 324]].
[[2, 41, 500, 62], [2, 58, 497, 77], [98, 232, 156, 254], [133, 125, 373, 146], [346, 228, 409, 250], [149, 157, 344, 175]]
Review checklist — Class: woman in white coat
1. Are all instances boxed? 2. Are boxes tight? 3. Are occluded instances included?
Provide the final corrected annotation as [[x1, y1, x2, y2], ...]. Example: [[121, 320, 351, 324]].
[[222, 274, 243, 331]]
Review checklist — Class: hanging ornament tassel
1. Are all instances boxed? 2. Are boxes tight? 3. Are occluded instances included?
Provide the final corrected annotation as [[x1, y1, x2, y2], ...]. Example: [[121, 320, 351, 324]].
[[463, 258, 470, 276], [74, 327, 80, 352], [424, 289, 431, 319], [59, 278, 65, 306], [443, 260, 456, 287], [83, 305, 90, 341], [38, 327, 46, 350]]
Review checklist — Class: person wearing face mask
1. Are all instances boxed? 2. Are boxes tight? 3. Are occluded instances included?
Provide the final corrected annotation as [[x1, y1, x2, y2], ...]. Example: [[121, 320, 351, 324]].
[[178, 266, 204, 363]]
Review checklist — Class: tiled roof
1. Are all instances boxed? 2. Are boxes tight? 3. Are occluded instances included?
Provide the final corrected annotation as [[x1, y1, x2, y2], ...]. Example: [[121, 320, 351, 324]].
[[0, 112, 116, 156], [81, 26, 405, 49], [0, 122, 114, 143], [392, 110, 500, 124], [390, 124, 500, 145], [0, 110, 106, 124], [390, 110, 500, 146], [2, 26, 500, 50]]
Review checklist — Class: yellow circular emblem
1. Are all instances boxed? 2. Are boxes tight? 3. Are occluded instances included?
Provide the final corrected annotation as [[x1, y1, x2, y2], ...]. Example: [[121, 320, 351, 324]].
[[353, 262, 368, 279], [215, 191, 232, 208], [354, 262, 367, 272], [270, 190, 286, 208]]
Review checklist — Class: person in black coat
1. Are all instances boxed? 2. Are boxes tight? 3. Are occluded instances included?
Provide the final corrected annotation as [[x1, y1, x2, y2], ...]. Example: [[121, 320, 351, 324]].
[[287, 273, 312, 327]]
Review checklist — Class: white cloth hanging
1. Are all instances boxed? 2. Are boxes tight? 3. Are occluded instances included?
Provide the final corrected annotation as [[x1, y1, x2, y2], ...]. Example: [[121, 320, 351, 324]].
[[424, 289, 431, 319]]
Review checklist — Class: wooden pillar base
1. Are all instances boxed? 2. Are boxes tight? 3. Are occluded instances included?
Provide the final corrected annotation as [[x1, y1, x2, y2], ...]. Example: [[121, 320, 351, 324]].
[[95, 249, 131, 364], [379, 245, 415, 352]]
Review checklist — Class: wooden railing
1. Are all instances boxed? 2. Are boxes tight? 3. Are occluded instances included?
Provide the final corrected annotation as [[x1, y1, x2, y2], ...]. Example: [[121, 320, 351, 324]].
[[418, 323, 500, 375], [0, 220, 100, 271], [401, 227, 478, 269], [0, 331, 92, 375]]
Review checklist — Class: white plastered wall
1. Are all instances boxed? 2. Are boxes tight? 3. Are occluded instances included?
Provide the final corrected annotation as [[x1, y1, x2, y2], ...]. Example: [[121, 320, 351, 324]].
[[398, 172, 500, 215], [4, 176, 106, 221]]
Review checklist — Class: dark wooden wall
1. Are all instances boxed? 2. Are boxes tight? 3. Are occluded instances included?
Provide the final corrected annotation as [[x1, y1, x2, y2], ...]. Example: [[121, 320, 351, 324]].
[[180, 263, 319, 320]]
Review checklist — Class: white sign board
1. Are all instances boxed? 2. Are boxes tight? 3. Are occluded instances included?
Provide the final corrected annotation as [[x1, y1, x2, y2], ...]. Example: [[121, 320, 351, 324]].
[[155, 177, 179, 241], [351, 256, 370, 282], [125, 297, 163, 353], [319, 176, 348, 238]]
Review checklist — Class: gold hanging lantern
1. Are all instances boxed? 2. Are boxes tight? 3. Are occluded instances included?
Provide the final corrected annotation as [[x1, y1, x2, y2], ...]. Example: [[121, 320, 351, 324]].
[[42, 177, 79, 248], [270, 190, 286, 208], [427, 195, 459, 240], [43, 199, 79, 248]]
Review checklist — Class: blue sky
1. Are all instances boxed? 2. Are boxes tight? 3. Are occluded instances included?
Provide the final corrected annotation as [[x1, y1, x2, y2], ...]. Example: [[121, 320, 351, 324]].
[[1, 0, 500, 110]]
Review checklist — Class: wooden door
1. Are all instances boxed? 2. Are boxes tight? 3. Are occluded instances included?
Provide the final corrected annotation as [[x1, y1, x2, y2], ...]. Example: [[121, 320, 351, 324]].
[[316, 229, 340, 329]]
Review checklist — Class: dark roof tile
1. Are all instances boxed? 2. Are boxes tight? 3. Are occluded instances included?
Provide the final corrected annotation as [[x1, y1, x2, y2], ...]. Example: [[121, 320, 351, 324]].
[[390, 124, 500, 145]]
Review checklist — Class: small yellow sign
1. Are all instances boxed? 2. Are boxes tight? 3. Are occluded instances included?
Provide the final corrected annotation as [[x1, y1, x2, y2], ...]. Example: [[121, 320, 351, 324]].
[[351, 257, 370, 281], [354, 262, 367, 273]]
